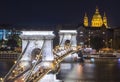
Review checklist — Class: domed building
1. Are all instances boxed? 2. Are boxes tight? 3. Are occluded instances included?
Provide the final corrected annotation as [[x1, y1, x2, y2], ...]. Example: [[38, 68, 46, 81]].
[[55, 7, 114, 50], [84, 7, 108, 28], [91, 7, 103, 27], [77, 7, 114, 50]]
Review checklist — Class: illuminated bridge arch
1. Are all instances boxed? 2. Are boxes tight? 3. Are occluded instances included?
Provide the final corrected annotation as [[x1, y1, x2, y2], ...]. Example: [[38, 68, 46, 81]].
[[59, 30, 77, 49]]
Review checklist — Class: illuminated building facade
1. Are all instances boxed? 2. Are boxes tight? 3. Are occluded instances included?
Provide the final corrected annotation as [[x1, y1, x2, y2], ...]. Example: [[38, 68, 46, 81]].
[[79, 7, 112, 50], [84, 7, 108, 28], [55, 22, 114, 51], [0, 29, 11, 40], [0, 29, 21, 40], [83, 13, 88, 27]]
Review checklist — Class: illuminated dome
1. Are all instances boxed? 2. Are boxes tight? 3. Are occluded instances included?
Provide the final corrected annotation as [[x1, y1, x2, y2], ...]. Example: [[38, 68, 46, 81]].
[[91, 7, 103, 27]]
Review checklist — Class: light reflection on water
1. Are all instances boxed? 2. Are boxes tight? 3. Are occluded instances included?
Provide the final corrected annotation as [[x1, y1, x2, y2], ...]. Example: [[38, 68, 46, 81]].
[[0, 59, 120, 82], [57, 59, 120, 82]]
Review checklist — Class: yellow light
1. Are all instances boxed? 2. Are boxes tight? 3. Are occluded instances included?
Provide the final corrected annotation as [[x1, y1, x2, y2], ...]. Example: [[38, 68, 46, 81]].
[[0, 78, 3, 81], [51, 63, 55, 70], [12, 70, 15, 73], [22, 78, 24, 81], [14, 61, 17, 64], [21, 65, 24, 68]]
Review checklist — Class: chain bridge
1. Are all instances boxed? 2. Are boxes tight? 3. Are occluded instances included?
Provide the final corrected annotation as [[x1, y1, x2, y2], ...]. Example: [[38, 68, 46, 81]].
[[3, 30, 79, 82]]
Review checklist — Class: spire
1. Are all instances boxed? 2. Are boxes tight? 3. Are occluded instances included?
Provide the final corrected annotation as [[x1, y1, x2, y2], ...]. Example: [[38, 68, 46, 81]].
[[91, 6, 103, 27], [103, 12, 106, 17], [103, 12, 108, 28], [85, 12, 87, 17], [84, 12, 88, 27], [95, 6, 99, 14]]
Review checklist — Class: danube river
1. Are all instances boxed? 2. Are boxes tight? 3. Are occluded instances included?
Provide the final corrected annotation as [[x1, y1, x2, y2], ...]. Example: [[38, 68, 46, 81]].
[[57, 58, 120, 82], [0, 58, 120, 82], [0, 61, 14, 78]]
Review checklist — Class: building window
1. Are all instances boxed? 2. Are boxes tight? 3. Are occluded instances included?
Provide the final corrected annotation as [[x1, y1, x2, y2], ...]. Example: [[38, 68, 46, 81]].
[[80, 31, 83, 34], [102, 32, 105, 34]]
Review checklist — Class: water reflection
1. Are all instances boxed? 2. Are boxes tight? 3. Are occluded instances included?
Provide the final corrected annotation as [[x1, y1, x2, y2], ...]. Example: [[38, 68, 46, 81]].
[[0, 59, 120, 82], [0, 61, 13, 77], [118, 58, 120, 62], [57, 59, 120, 82]]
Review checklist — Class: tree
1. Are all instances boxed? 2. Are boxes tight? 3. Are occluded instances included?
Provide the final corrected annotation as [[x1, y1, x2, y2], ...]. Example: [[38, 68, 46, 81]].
[[7, 32, 22, 49], [7, 38, 17, 50]]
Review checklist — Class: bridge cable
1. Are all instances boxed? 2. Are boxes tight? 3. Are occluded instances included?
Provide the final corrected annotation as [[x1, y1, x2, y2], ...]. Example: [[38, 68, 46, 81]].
[[24, 37, 46, 82], [56, 34, 74, 63], [3, 40, 30, 82], [53, 33, 65, 58], [59, 33, 65, 46], [28, 34, 75, 82]]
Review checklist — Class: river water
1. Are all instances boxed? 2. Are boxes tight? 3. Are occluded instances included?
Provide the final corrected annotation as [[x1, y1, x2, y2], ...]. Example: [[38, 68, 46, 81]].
[[0, 61, 14, 78], [0, 58, 120, 82], [57, 58, 120, 82]]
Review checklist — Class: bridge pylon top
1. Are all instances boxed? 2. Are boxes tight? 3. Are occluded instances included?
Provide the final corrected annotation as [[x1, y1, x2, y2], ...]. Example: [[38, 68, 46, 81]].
[[59, 30, 77, 34], [20, 31, 55, 40]]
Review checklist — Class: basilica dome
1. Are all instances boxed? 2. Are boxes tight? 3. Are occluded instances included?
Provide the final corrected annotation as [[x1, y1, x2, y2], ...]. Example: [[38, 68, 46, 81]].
[[91, 7, 103, 27]]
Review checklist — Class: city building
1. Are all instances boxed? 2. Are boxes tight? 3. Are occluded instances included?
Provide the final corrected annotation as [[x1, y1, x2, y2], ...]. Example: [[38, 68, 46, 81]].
[[0, 28, 21, 40], [83, 7, 108, 28], [0, 7, 118, 51], [0, 29, 11, 40], [78, 7, 113, 50], [113, 27, 120, 49], [0, 26, 22, 50]]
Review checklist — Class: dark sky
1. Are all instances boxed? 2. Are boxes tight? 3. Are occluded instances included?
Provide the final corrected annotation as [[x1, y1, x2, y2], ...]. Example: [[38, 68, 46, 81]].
[[0, 0, 120, 27]]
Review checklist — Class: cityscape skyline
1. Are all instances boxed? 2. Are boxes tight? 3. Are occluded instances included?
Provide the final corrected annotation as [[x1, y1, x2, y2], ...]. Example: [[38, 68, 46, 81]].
[[1, 1, 120, 82], [0, 0, 120, 28]]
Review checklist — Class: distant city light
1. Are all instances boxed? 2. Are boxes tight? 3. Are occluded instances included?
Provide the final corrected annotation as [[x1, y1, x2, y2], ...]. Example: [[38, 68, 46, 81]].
[[22, 31, 54, 35], [118, 58, 120, 62], [59, 30, 77, 34], [91, 58, 95, 62]]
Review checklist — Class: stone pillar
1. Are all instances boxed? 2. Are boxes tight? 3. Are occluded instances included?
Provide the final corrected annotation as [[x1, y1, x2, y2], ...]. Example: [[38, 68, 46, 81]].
[[58, 30, 78, 61], [39, 74, 62, 82], [42, 37, 54, 61], [71, 34, 77, 47], [59, 34, 64, 46], [20, 31, 55, 67], [59, 30, 77, 48], [19, 31, 61, 82]]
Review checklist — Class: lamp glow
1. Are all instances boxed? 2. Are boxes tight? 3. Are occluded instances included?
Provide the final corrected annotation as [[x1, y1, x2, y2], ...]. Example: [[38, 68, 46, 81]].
[[91, 58, 95, 62], [118, 58, 120, 62]]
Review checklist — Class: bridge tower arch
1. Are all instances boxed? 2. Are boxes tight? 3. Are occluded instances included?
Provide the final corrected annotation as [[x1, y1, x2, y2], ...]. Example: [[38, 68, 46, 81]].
[[59, 30, 77, 49], [59, 30, 78, 61], [20, 31, 55, 66]]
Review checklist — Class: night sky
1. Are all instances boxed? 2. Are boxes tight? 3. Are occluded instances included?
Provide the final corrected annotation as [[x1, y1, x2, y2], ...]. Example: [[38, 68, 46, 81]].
[[0, 0, 120, 27]]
